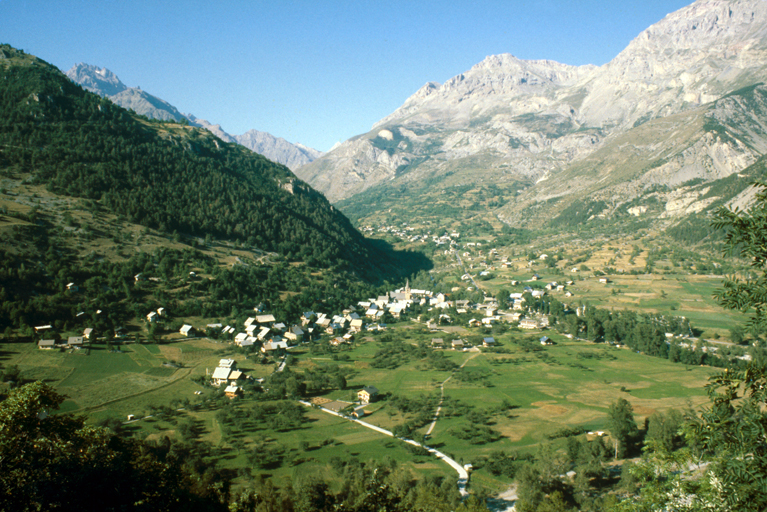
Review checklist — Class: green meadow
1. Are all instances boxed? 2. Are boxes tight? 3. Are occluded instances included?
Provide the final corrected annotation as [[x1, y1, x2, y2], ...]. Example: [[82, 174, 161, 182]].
[[287, 328, 714, 488], [484, 267, 742, 340], [2, 322, 716, 492]]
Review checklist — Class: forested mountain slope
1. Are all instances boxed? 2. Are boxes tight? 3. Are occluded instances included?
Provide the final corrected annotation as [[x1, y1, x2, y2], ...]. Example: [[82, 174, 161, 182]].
[[66, 63, 323, 170], [0, 45, 389, 277]]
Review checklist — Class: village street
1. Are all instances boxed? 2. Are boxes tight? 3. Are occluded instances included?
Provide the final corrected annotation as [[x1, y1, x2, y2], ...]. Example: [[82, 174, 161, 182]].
[[455, 251, 482, 292]]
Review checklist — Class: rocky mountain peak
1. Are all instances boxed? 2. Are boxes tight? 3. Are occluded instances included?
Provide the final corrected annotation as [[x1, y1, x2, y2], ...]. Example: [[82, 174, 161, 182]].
[[297, 0, 767, 216], [65, 63, 127, 97], [625, 0, 767, 54], [466, 54, 594, 85], [66, 65, 322, 170], [234, 129, 324, 170], [374, 54, 594, 130], [579, 0, 767, 129]]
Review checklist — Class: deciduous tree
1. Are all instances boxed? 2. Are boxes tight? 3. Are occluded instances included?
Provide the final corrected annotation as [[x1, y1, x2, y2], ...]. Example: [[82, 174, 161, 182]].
[[607, 398, 638, 459], [713, 181, 767, 338], [0, 381, 229, 511]]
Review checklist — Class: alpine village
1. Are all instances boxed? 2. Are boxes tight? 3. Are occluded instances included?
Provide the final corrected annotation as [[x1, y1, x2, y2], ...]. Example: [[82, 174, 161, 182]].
[[5, 1, 767, 511]]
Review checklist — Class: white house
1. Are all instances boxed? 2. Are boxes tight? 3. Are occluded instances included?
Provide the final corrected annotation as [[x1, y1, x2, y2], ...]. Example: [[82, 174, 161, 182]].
[[235, 335, 255, 348], [211, 367, 231, 386]]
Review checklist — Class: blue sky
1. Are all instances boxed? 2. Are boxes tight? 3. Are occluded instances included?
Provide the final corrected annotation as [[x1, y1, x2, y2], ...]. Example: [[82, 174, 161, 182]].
[[2, 1, 691, 152]]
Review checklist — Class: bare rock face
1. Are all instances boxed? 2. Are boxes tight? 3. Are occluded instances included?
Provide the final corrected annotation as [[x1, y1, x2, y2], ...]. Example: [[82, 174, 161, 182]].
[[579, 0, 767, 130], [66, 63, 186, 122], [110, 88, 187, 122], [298, 55, 598, 201], [296, 0, 767, 217], [234, 130, 323, 171], [65, 63, 127, 97], [374, 55, 595, 130]]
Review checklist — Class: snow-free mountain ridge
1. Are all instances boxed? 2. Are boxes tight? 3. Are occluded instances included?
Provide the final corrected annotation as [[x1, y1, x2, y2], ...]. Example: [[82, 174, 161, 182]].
[[296, 0, 767, 232], [65, 63, 322, 170]]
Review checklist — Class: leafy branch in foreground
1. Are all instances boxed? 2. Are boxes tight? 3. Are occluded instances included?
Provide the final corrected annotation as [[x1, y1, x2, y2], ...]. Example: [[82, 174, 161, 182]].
[[712, 181, 767, 338], [610, 182, 767, 511]]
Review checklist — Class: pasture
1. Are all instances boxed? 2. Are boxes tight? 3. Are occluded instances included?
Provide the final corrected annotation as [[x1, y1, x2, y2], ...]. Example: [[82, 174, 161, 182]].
[[2, 321, 717, 493], [483, 268, 741, 340], [289, 328, 715, 488]]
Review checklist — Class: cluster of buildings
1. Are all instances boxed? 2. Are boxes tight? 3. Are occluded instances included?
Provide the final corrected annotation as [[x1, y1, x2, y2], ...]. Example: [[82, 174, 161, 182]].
[[430, 336, 497, 350], [35, 324, 93, 350], [360, 225, 461, 247], [210, 358, 248, 398]]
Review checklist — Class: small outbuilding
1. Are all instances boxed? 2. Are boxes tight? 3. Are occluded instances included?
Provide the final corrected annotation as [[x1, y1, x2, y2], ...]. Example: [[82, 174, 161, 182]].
[[225, 385, 243, 399], [38, 339, 56, 350]]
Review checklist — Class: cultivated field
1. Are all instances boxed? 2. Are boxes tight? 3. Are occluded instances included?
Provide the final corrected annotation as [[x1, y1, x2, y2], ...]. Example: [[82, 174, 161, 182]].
[[2, 319, 716, 493], [289, 327, 714, 489]]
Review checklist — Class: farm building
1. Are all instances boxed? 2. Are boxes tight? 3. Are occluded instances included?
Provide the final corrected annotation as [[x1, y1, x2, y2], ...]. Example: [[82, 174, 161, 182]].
[[38, 339, 56, 350], [225, 385, 243, 399], [67, 336, 84, 348], [358, 386, 379, 404]]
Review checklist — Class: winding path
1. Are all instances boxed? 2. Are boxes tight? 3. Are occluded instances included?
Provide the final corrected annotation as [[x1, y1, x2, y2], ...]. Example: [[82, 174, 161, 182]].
[[298, 351, 482, 496], [300, 400, 470, 496], [425, 349, 480, 436]]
